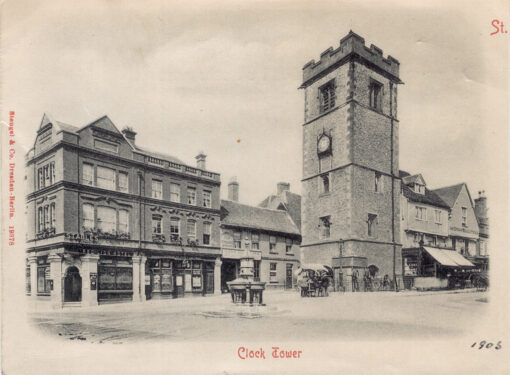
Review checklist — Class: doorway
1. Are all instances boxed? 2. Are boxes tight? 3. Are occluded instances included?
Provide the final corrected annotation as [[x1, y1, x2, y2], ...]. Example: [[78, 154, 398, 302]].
[[285, 264, 293, 289], [221, 260, 239, 293], [64, 266, 82, 302]]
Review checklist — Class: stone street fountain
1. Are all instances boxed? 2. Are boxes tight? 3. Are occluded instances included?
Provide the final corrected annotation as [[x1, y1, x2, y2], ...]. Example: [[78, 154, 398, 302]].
[[227, 250, 266, 305]]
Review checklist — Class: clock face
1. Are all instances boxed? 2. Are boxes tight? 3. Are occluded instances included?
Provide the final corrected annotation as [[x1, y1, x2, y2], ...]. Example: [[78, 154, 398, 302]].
[[318, 135, 330, 153]]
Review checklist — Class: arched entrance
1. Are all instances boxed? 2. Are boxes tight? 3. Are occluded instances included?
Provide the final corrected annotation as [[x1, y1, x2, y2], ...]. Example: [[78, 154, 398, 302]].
[[64, 266, 82, 302]]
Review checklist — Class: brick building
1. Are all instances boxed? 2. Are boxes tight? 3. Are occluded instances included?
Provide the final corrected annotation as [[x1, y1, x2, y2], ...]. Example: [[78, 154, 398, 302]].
[[220, 180, 301, 291], [299, 31, 403, 290], [26, 114, 222, 308]]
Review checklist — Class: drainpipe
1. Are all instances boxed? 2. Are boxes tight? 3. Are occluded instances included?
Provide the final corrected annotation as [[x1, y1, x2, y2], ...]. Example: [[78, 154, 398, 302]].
[[390, 81, 398, 292]]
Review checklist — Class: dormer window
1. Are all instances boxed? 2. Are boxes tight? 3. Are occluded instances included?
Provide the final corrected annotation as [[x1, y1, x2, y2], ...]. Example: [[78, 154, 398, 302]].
[[414, 183, 425, 194]]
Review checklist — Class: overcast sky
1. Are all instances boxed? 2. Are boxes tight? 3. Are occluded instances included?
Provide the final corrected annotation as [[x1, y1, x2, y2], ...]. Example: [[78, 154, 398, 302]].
[[2, 0, 507, 206]]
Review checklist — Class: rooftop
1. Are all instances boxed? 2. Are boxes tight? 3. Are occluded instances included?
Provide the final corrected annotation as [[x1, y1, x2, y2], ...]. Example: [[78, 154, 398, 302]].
[[221, 199, 301, 237]]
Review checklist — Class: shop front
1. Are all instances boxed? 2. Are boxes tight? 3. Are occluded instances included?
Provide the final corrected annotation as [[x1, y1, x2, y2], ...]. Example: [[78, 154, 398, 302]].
[[98, 256, 133, 303], [145, 257, 216, 299], [402, 246, 475, 290]]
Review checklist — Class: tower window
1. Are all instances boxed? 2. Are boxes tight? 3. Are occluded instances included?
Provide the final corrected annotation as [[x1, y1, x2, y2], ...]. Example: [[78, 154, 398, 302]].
[[367, 214, 377, 237], [320, 174, 330, 194], [369, 81, 383, 110], [374, 172, 382, 192], [320, 216, 331, 239], [319, 81, 336, 112]]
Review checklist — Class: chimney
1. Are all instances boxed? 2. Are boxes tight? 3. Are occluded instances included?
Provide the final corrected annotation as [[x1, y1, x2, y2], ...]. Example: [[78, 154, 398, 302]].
[[228, 177, 239, 202], [196, 151, 207, 170], [122, 127, 137, 144], [277, 182, 290, 196]]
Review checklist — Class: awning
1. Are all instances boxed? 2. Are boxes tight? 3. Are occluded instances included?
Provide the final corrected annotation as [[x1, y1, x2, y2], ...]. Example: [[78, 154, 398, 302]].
[[422, 247, 475, 268]]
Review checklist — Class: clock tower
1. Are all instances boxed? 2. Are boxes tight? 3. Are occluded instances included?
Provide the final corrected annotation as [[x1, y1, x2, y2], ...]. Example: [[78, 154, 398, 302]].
[[300, 31, 403, 290]]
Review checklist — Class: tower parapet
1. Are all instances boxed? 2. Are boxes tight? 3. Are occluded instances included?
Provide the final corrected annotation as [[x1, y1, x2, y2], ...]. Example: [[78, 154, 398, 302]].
[[301, 30, 401, 88]]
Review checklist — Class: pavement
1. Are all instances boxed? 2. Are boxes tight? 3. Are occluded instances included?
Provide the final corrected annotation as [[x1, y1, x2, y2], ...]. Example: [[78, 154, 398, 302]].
[[29, 288, 488, 343]]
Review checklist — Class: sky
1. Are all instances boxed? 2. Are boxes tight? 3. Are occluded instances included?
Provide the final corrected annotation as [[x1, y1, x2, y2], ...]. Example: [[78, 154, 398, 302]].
[[1, 0, 508, 206]]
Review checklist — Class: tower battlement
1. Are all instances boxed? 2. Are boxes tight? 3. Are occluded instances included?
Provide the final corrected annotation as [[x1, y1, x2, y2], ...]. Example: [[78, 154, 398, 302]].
[[301, 31, 401, 87]]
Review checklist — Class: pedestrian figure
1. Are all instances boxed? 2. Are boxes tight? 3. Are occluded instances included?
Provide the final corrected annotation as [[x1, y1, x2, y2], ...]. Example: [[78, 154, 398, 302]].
[[351, 269, 359, 292]]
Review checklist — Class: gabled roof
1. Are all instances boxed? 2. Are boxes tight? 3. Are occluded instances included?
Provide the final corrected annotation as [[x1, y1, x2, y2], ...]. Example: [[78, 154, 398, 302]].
[[402, 184, 450, 209], [402, 173, 426, 186], [39, 113, 80, 134], [258, 190, 302, 230], [37, 113, 186, 166], [221, 200, 300, 236], [433, 183, 466, 208]]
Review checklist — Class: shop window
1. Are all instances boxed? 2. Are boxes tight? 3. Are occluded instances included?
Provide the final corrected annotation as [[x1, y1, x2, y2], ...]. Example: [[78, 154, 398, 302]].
[[97, 166, 116, 190], [187, 220, 196, 239], [118, 172, 129, 193], [152, 179, 163, 199], [82, 163, 94, 186], [26, 266, 31, 294], [320, 174, 330, 194], [97, 206, 116, 233], [269, 235, 277, 252], [286, 238, 293, 253], [37, 258, 50, 295], [118, 209, 129, 234], [203, 222, 211, 245], [319, 80, 336, 113], [251, 232, 260, 250], [203, 190, 212, 208], [320, 216, 331, 239], [270, 263, 277, 283], [369, 80, 383, 110], [98, 259, 133, 296], [187, 187, 196, 205], [367, 214, 377, 237], [233, 231, 242, 248], [170, 218, 180, 241], [170, 183, 180, 203], [82, 204, 95, 230], [152, 215, 162, 234]]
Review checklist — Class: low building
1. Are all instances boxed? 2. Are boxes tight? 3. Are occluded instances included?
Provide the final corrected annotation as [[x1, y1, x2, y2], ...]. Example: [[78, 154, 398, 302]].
[[26, 114, 222, 308], [220, 180, 301, 291]]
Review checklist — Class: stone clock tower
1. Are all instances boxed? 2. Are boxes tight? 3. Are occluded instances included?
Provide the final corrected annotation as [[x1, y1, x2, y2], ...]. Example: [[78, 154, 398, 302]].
[[300, 31, 403, 290]]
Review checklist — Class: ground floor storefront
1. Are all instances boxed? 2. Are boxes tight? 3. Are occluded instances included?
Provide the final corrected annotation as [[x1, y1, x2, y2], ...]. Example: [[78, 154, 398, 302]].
[[26, 246, 222, 309], [402, 246, 476, 290]]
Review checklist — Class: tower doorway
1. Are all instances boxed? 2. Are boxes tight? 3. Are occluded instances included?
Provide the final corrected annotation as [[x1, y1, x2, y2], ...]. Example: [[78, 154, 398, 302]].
[[64, 266, 82, 302]]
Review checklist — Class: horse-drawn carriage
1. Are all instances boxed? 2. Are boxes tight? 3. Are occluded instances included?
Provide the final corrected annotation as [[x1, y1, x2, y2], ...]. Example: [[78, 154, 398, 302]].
[[296, 264, 333, 297]]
